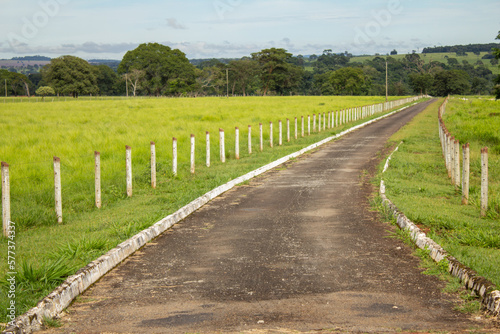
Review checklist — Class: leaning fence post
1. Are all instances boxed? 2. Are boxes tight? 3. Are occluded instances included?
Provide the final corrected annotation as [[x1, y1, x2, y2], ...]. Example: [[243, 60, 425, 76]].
[[481, 147, 489, 217], [151, 142, 156, 188], [248, 125, 252, 155], [220, 129, 225, 162], [235, 127, 240, 159], [125, 146, 132, 198], [259, 123, 263, 152], [172, 138, 178, 176], [462, 143, 469, 205], [94, 152, 101, 208], [2, 162, 10, 237], [54, 156, 63, 223], [190, 134, 195, 174], [206, 132, 210, 167]]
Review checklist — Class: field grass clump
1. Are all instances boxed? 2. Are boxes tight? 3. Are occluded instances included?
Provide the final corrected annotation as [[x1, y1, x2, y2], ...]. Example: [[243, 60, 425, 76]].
[[0, 95, 413, 323], [380, 97, 500, 288]]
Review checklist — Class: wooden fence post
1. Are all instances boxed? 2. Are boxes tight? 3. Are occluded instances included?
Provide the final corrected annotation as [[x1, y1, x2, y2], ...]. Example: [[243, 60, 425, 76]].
[[206, 132, 210, 167], [481, 147, 489, 217], [318, 114, 321, 132], [125, 146, 132, 198], [94, 152, 101, 208], [313, 114, 316, 132], [2, 162, 10, 237], [235, 127, 240, 159], [54, 157, 63, 223], [328, 111, 331, 129], [462, 143, 469, 205], [259, 123, 263, 151], [172, 138, 178, 176], [323, 112, 326, 131], [270, 122, 273, 147], [220, 129, 225, 162], [248, 125, 252, 155], [301, 116, 304, 137], [150, 142, 156, 188], [190, 134, 195, 174]]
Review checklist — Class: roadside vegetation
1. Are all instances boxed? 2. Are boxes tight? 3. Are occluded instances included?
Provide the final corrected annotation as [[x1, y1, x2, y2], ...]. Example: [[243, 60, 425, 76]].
[[377, 97, 500, 292], [0, 95, 415, 323]]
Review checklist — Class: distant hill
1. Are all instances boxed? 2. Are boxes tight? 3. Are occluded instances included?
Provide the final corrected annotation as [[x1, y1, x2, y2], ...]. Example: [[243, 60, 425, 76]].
[[422, 43, 500, 54], [10, 55, 51, 61]]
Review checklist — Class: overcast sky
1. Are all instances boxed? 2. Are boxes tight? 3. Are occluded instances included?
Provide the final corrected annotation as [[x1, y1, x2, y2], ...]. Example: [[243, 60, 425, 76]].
[[1, 0, 499, 60]]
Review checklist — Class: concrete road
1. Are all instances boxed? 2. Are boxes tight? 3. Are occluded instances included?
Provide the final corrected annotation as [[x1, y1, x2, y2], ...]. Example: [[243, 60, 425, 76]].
[[42, 100, 493, 333]]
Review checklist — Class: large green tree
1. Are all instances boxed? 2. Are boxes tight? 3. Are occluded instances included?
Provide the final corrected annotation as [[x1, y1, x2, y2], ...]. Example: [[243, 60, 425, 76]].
[[41, 56, 98, 98], [251, 48, 303, 96], [95, 64, 122, 96], [118, 43, 196, 96], [0, 69, 34, 96], [329, 67, 369, 95], [493, 31, 500, 99], [431, 69, 471, 96]]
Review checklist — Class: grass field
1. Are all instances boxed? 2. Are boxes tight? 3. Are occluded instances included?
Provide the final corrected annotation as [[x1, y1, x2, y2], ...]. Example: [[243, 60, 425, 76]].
[[0, 95, 416, 323], [379, 97, 500, 290]]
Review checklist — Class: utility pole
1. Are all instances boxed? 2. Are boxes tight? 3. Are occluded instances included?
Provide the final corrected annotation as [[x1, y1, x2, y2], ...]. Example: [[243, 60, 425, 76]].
[[385, 61, 388, 102], [226, 68, 229, 98]]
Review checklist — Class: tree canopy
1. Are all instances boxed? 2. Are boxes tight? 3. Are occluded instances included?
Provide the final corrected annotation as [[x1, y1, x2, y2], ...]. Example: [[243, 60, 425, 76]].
[[118, 43, 197, 96], [41, 55, 98, 97]]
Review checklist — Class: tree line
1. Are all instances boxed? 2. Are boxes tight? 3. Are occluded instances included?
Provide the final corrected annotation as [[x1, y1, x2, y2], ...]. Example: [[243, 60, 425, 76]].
[[2, 38, 499, 99]]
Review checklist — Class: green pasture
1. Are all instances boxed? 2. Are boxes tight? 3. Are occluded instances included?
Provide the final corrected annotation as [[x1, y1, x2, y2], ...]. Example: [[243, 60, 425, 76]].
[[379, 97, 500, 290], [0, 95, 414, 323]]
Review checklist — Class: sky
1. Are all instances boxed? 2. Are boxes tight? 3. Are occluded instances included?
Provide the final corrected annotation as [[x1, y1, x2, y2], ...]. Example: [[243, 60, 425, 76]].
[[0, 0, 499, 60]]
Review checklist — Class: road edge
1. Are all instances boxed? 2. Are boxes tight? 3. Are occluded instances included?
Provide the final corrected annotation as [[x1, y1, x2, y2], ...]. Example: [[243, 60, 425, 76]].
[[380, 144, 500, 319], [4, 99, 424, 334]]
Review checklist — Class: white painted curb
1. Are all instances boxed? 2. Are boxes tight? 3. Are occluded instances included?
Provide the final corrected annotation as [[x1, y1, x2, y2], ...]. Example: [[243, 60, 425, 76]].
[[380, 144, 500, 318], [4, 100, 422, 334]]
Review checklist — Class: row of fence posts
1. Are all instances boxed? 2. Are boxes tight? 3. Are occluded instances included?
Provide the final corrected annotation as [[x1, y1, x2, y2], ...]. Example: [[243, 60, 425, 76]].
[[1, 96, 422, 236], [438, 97, 489, 217]]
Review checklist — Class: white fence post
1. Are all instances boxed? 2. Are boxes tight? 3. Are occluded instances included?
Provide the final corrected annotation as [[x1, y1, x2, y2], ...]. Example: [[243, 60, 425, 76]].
[[313, 114, 316, 132], [220, 129, 225, 163], [287, 119, 290, 142], [248, 125, 252, 155], [481, 147, 489, 217], [259, 123, 263, 152], [235, 127, 240, 159], [323, 112, 326, 131], [54, 156, 63, 223], [150, 142, 156, 188], [172, 138, 178, 176], [462, 143, 469, 205], [279, 120, 282, 146], [206, 132, 210, 167], [301, 116, 304, 137], [270, 122, 273, 148], [318, 114, 321, 132], [94, 152, 101, 208], [2, 162, 10, 237], [190, 134, 195, 174], [454, 139, 460, 188], [307, 115, 310, 135], [295, 117, 298, 140], [125, 146, 132, 198]]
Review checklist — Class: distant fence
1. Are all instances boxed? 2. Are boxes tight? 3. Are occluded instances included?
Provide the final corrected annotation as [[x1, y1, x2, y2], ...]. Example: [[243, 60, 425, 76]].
[[438, 97, 489, 217], [1, 96, 424, 236]]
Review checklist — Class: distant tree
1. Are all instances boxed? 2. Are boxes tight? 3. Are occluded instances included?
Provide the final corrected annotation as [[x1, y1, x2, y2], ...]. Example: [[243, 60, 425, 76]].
[[118, 43, 197, 96], [251, 48, 303, 95], [390, 49, 398, 55], [493, 31, 500, 99], [95, 64, 120, 96], [35, 86, 55, 100], [41, 55, 98, 97], [329, 67, 368, 95], [228, 58, 260, 96], [409, 73, 433, 94], [431, 69, 470, 96], [446, 57, 459, 67], [123, 69, 145, 97], [0, 69, 33, 96]]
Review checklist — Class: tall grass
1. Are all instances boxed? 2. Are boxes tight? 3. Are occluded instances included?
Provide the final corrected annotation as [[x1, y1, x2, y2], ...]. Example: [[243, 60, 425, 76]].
[[0, 95, 412, 323], [381, 97, 500, 289]]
